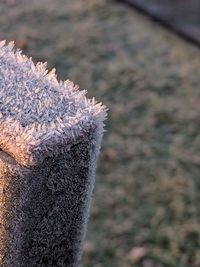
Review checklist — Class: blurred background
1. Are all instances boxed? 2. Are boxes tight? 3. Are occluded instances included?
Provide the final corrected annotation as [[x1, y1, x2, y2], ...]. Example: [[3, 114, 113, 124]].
[[121, 0, 200, 45], [1, 0, 200, 266]]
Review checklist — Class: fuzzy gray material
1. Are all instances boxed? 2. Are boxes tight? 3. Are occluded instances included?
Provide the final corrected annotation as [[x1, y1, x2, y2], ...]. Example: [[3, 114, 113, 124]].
[[0, 41, 107, 267]]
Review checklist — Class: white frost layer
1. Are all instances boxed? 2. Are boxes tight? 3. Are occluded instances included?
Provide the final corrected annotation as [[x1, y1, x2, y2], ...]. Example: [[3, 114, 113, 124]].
[[0, 41, 107, 165]]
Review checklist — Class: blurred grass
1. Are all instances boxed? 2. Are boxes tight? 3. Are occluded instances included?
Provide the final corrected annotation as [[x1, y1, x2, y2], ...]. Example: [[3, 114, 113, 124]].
[[1, 0, 200, 266]]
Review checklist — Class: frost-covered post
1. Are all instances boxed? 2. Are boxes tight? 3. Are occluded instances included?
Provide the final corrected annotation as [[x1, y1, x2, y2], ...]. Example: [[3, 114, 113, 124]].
[[0, 41, 107, 267]]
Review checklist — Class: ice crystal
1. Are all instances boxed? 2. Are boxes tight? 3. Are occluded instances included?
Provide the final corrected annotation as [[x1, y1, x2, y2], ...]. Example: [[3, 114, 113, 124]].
[[0, 41, 107, 165]]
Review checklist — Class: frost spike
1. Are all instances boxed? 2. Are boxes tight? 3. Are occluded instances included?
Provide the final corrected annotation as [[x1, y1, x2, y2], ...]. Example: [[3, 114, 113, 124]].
[[0, 40, 6, 48]]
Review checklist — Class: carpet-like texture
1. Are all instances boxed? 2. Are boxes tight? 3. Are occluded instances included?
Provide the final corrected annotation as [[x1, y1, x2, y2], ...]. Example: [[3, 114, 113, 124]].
[[0, 41, 107, 267]]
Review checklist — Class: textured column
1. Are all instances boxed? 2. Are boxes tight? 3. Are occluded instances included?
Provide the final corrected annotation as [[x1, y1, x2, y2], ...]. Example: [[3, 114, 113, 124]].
[[0, 41, 107, 267]]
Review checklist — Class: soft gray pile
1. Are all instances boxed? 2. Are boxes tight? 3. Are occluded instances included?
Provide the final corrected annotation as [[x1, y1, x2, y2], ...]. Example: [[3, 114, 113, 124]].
[[0, 41, 107, 267]]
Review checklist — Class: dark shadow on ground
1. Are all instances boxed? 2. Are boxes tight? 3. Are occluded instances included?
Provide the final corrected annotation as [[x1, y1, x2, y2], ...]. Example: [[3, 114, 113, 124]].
[[119, 0, 200, 46]]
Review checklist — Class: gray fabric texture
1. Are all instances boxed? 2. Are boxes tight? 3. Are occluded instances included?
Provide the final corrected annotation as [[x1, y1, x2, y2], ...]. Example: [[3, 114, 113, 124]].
[[0, 41, 107, 267]]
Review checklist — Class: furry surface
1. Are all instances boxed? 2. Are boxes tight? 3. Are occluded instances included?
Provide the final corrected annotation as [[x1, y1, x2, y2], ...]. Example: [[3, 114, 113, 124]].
[[0, 41, 107, 267]]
